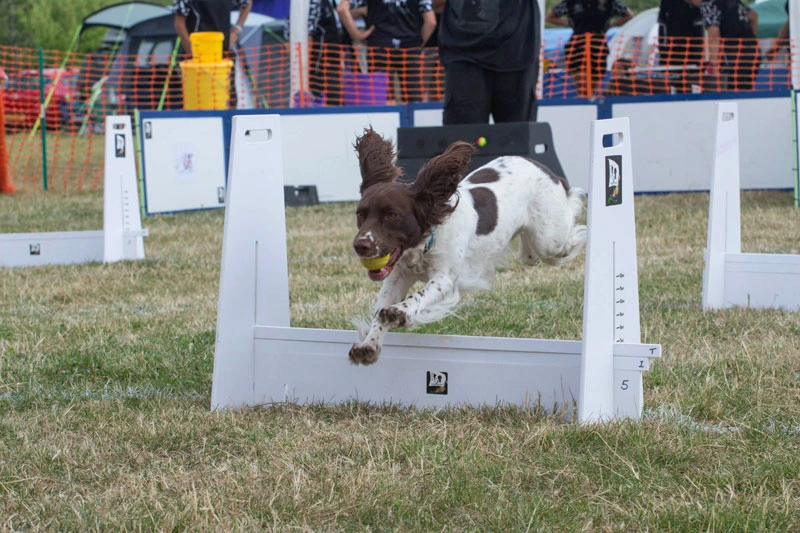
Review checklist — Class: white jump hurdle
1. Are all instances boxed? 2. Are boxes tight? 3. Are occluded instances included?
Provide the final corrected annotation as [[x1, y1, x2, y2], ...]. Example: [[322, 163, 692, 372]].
[[702, 102, 800, 311], [211, 114, 661, 423], [0, 115, 147, 268]]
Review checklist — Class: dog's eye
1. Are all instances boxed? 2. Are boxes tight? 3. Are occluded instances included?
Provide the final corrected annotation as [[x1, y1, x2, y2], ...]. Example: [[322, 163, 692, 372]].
[[384, 212, 399, 221]]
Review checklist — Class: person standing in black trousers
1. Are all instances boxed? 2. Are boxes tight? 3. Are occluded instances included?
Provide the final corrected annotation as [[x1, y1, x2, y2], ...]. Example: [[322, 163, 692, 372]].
[[436, 0, 541, 125]]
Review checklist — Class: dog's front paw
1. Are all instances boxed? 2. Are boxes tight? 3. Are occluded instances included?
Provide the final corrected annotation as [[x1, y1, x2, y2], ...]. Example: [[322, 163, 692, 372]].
[[349, 342, 380, 365], [378, 306, 408, 328]]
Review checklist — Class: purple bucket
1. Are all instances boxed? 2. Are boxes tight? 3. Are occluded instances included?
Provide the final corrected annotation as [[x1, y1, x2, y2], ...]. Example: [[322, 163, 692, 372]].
[[343, 72, 388, 106]]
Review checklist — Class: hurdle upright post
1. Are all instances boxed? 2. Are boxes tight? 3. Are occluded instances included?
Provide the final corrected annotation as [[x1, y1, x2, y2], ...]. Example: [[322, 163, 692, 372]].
[[579, 117, 647, 423], [0, 115, 146, 268], [702, 103, 800, 311], [702, 102, 741, 310], [103, 115, 146, 263], [211, 114, 289, 410]]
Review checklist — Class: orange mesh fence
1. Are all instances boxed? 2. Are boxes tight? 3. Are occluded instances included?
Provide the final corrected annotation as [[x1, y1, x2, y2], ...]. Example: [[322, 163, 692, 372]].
[[0, 36, 793, 192], [543, 33, 792, 98], [302, 42, 443, 106], [0, 42, 292, 191]]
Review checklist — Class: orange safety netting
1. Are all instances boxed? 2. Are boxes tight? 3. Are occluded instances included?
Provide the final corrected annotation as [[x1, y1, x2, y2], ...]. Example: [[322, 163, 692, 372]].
[[0, 36, 793, 191], [303, 43, 443, 106], [543, 32, 792, 98]]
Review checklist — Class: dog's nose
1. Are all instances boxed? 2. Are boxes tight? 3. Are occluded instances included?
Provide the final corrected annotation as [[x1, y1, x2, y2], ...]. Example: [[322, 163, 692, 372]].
[[353, 237, 372, 256]]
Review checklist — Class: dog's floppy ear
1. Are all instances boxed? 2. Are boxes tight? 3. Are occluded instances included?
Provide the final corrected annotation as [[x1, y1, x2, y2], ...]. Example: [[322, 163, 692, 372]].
[[411, 141, 476, 227], [354, 127, 402, 193]]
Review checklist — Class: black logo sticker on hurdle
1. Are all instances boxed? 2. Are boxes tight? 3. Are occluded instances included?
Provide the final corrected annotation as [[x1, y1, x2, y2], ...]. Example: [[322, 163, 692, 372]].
[[29, 243, 41, 256], [217, 186, 226, 204], [605, 155, 622, 207], [115, 134, 126, 158], [144, 121, 152, 139], [426, 371, 448, 395]]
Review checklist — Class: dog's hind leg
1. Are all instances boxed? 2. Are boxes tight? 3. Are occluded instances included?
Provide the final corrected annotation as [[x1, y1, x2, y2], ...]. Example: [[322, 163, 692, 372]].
[[520, 186, 587, 267], [539, 224, 587, 266], [518, 233, 542, 266]]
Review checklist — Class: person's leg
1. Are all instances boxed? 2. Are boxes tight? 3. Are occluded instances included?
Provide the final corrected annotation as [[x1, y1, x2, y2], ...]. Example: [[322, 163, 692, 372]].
[[589, 35, 609, 97], [325, 43, 344, 105], [490, 61, 538, 123], [309, 40, 326, 100], [386, 47, 406, 103], [422, 47, 444, 102], [736, 39, 759, 91], [397, 46, 424, 103], [564, 36, 589, 97], [367, 46, 393, 104], [442, 61, 491, 125]]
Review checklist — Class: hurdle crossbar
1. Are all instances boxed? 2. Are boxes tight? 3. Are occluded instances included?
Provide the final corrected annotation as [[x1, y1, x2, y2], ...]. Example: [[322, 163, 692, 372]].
[[702, 102, 800, 311], [211, 114, 660, 423], [0, 115, 147, 268]]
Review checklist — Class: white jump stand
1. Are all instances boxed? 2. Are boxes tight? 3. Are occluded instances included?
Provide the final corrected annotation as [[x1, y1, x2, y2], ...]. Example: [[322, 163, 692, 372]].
[[211, 114, 661, 423], [702, 102, 800, 311], [0, 115, 147, 268]]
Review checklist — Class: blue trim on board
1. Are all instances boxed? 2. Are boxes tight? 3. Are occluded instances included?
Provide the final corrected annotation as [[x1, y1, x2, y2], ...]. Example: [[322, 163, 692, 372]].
[[137, 105, 408, 215], [405, 90, 789, 126], [604, 89, 790, 106], [138, 110, 230, 217], [137, 90, 795, 215], [232, 104, 407, 116], [596, 100, 613, 120]]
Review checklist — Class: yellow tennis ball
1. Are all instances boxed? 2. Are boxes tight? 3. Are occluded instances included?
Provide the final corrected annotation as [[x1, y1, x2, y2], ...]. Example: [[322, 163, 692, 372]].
[[477, 136, 487, 148], [360, 254, 391, 270]]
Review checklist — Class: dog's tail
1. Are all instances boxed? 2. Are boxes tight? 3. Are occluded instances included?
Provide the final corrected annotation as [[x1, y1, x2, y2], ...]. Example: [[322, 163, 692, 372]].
[[539, 186, 587, 267], [566, 186, 587, 219]]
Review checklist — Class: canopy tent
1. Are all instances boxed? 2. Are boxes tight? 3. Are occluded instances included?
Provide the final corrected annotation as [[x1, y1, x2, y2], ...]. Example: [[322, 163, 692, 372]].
[[80, 1, 171, 33], [79, 2, 286, 51], [73, 1, 289, 114], [752, 0, 789, 39]]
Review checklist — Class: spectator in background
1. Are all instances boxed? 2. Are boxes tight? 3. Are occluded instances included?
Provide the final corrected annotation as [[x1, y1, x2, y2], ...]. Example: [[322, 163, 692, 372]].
[[437, 0, 541, 124], [701, 0, 759, 91], [337, 0, 437, 103], [764, 0, 789, 63], [657, 0, 704, 67], [308, 0, 366, 105], [546, 0, 633, 98], [174, 0, 253, 57], [421, 2, 444, 102]]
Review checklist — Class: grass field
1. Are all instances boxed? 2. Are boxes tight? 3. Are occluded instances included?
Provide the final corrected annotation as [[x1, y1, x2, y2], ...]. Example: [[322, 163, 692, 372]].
[[1, 188, 799, 531]]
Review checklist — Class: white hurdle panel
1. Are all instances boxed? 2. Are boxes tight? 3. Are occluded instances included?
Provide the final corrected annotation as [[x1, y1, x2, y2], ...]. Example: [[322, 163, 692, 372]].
[[702, 103, 800, 311], [0, 115, 147, 268], [211, 114, 660, 423]]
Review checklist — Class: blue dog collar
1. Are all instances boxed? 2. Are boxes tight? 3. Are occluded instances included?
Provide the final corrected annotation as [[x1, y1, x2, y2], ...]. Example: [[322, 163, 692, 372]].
[[423, 231, 435, 254]]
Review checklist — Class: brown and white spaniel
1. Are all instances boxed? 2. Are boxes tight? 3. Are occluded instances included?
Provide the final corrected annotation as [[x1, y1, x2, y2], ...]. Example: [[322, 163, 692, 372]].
[[349, 127, 587, 365]]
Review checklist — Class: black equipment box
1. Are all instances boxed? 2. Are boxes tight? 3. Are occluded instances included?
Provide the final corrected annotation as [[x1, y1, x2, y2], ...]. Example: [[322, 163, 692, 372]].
[[284, 185, 319, 207], [396, 122, 566, 183]]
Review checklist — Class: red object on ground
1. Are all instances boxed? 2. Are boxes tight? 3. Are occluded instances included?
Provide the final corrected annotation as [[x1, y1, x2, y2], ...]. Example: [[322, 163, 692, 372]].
[[0, 87, 15, 193]]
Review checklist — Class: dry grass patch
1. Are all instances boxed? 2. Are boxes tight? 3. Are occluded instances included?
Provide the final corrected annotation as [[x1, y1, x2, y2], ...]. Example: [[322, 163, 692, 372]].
[[1, 189, 800, 530]]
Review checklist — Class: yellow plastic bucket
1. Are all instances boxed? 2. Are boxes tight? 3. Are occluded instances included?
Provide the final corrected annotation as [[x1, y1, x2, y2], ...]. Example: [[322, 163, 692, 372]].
[[180, 59, 233, 110], [190, 31, 224, 63]]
